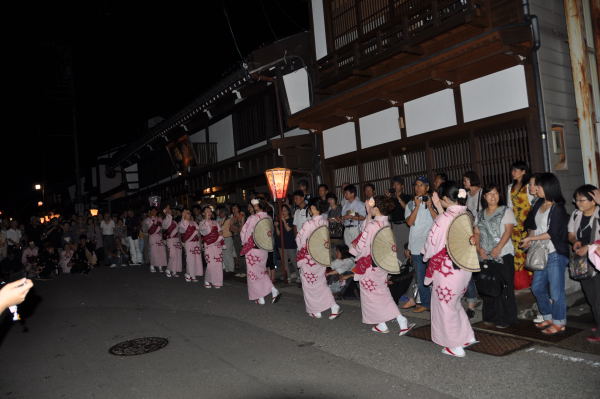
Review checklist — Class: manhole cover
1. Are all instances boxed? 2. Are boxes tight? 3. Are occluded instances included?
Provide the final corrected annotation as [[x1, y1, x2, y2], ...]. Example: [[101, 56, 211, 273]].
[[109, 337, 169, 356], [408, 325, 532, 356]]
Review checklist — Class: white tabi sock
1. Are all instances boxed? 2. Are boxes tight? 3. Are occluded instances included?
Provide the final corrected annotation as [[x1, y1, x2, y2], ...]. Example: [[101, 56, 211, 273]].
[[331, 304, 340, 314], [271, 287, 279, 298], [257, 297, 266, 305], [376, 322, 388, 331], [396, 314, 408, 330]]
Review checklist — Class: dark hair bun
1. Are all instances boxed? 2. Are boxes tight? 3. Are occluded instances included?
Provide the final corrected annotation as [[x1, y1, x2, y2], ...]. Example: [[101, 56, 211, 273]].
[[438, 181, 467, 206], [374, 195, 396, 216], [309, 198, 329, 214]]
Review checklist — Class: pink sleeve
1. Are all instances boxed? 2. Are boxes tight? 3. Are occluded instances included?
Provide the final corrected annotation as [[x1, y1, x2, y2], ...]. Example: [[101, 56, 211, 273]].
[[589, 245, 600, 271], [162, 214, 172, 229]]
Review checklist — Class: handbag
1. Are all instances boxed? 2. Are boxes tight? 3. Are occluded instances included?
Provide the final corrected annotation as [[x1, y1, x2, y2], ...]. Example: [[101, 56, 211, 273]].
[[475, 261, 502, 297], [569, 216, 598, 281], [525, 240, 550, 271]]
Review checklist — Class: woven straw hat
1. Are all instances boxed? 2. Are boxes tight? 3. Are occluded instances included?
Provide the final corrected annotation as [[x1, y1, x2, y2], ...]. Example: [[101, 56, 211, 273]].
[[253, 218, 274, 252], [372, 226, 401, 274], [308, 224, 331, 266], [446, 213, 480, 272]]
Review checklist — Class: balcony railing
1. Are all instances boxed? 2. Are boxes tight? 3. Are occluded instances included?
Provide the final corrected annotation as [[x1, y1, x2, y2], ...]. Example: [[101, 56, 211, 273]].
[[318, 0, 487, 87], [193, 142, 217, 167]]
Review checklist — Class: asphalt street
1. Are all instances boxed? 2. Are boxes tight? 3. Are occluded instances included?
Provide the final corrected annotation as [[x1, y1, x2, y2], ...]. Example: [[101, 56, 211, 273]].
[[1, 266, 598, 399]]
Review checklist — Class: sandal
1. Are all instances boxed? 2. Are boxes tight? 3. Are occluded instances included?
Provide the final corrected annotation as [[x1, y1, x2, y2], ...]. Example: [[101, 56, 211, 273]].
[[535, 320, 552, 329], [541, 324, 566, 335]]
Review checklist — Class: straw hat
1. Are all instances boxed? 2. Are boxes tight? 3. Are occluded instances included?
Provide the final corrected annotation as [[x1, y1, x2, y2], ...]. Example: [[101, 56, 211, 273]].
[[446, 213, 480, 272], [372, 226, 401, 274], [308, 225, 331, 266], [253, 218, 274, 252]]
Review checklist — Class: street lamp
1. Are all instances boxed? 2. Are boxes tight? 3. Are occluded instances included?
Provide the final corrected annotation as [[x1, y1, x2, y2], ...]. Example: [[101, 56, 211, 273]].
[[265, 167, 292, 283]]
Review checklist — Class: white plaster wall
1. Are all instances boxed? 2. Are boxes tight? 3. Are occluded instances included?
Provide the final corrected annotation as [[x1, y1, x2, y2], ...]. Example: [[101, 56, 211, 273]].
[[359, 107, 402, 148], [323, 122, 356, 158], [405, 89, 457, 136]]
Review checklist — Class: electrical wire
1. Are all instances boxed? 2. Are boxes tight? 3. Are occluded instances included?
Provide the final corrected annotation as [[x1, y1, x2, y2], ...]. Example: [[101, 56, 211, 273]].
[[260, 0, 278, 41], [222, 0, 244, 64], [272, 0, 304, 30]]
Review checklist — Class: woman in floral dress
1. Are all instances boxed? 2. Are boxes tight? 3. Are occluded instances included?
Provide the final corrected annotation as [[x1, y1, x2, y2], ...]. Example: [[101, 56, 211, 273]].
[[506, 161, 534, 290]]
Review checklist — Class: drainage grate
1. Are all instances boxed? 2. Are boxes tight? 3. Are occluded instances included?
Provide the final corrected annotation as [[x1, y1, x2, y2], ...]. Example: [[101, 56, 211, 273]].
[[408, 325, 532, 356], [472, 320, 582, 343], [109, 337, 169, 356]]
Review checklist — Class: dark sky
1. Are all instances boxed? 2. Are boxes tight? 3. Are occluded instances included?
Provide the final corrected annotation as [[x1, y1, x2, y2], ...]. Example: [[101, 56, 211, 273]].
[[4, 0, 309, 215]]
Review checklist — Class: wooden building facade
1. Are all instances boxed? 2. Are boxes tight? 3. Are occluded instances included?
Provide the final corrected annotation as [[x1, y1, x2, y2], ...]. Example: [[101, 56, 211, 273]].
[[290, 0, 598, 201]]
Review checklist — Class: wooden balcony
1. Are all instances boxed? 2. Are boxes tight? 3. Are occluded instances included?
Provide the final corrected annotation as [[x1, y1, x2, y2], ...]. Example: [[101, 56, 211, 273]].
[[316, 0, 523, 91]]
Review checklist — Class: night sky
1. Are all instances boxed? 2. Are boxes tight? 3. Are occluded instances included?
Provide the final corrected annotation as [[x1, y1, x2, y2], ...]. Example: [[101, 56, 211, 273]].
[[4, 0, 309, 216]]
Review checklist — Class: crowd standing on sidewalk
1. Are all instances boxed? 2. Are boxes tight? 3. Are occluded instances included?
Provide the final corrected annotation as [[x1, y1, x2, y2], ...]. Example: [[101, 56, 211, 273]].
[[2, 161, 600, 354]]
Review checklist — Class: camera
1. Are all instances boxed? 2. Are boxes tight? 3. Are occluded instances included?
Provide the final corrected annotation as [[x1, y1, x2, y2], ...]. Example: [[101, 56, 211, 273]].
[[420, 195, 429, 202]]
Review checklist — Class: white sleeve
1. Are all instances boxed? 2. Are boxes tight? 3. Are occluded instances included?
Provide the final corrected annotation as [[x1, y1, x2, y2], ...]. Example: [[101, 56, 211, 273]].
[[567, 211, 578, 234], [506, 185, 512, 208], [502, 208, 517, 226]]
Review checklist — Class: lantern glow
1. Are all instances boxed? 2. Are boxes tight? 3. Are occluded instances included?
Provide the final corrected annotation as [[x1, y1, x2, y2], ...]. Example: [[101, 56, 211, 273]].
[[37, 201, 43, 207], [265, 168, 292, 200], [90, 208, 99, 217]]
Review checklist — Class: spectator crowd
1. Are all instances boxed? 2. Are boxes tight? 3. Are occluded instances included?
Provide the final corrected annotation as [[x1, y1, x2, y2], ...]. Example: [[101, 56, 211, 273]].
[[2, 165, 600, 345]]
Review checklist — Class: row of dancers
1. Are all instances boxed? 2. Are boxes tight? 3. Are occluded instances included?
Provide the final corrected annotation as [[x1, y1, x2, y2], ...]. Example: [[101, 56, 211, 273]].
[[144, 181, 478, 357]]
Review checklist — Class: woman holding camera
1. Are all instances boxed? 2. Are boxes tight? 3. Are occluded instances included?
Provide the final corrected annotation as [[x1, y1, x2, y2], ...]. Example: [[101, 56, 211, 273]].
[[473, 183, 517, 328]]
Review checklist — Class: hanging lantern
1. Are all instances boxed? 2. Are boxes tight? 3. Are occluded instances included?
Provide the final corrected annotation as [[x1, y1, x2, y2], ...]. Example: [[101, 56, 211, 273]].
[[89, 209, 99, 217], [265, 168, 292, 200]]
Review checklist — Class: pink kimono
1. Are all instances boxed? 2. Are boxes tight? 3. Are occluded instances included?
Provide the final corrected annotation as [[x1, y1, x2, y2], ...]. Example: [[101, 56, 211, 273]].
[[144, 217, 167, 267], [240, 212, 274, 301], [162, 214, 182, 274], [589, 242, 600, 271], [200, 219, 224, 287], [350, 216, 401, 324], [179, 219, 204, 278], [423, 205, 475, 349], [296, 215, 336, 314]]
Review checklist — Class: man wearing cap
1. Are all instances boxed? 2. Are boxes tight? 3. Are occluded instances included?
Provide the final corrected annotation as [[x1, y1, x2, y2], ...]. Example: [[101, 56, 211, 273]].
[[341, 184, 366, 247], [405, 176, 436, 313], [387, 176, 412, 262]]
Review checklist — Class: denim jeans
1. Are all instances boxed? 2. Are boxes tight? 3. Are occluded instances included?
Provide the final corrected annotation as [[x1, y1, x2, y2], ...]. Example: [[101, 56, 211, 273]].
[[412, 254, 431, 308], [465, 278, 478, 304], [531, 251, 569, 325]]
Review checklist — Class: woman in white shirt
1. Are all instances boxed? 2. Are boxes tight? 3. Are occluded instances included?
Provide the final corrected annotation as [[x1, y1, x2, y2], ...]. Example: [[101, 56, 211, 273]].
[[474, 183, 517, 328]]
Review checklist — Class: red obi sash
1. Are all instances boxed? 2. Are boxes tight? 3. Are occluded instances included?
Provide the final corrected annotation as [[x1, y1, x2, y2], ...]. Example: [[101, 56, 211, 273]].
[[181, 224, 197, 243], [352, 255, 373, 275], [202, 225, 220, 245], [425, 248, 454, 279], [351, 232, 363, 249], [240, 236, 255, 256], [164, 221, 178, 239], [148, 222, 161, 235], [296, 246, 308, 262]]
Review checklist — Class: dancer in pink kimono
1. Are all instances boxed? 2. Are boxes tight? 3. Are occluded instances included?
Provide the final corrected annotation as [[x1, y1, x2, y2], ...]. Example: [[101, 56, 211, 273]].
[[199, 206, 224, 288], [162, 206, 182, 278], [423, 182, 477, 358], [296, 199, 341, 319], [590, 243, 600, 270], [350, 196, 414, 335], [179, 209, 204, 282], [144, 208, 167, 273], [240, 199, 280, 305]]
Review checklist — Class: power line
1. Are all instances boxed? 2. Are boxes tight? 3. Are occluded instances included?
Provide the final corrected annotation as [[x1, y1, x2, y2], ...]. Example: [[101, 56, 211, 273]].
[[272, 0, 304, 30], [222, 0, 244, 64], [260, 0, 278, 41]]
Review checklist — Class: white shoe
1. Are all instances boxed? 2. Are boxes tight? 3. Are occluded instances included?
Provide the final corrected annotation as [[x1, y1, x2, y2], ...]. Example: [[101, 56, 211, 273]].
[[329, 304, 342, 320], [150, 266, 156, 273], [442, 346, 466, 357], [256, 297, 266, 305], [463, 339, 479, 348], [165, 270, 172, 278], [309, 312, 322, 319], [184, 273, 191, 282], [399, 323, 416, 336]]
